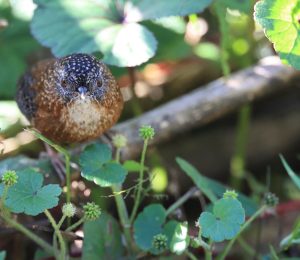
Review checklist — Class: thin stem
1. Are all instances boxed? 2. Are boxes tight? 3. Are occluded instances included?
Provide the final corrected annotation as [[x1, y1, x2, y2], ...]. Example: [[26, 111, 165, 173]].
[[230, 105, 251, 189], [65, 217, 85, 232], [130, 139, 148, 223], [204, 248, 212, 260], [185, 250, 198, 260], [44, 209, 66, 260], [0, 186, 8, 209], [218, 206, 266, 260], [112, 184, 133, 253], [1, 213, 55, 256], [116, 148, 121, 164], [237, 237, 256, 257], [127, 67, 143, 116], [166, 187, 199, 216], [57, 215, 67, 230], [65, 153, 71, 205]]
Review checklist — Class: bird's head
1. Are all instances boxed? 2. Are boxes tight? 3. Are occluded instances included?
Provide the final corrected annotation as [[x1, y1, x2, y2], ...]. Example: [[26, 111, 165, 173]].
[[54, 53, 116, 102]]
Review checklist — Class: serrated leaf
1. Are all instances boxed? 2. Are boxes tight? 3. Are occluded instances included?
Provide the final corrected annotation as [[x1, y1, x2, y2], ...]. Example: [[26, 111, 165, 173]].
[[163, 221, 189, 255], [280, 155, 300, 190], [199, 198, 245, 242], [176, 157, 258, 216], [82, 212, 124, 260], [254, 0, 300, 69], [125, 0, 212, 22], [0, 168, 61, 216], [133, 204, 166, 251], [79, 143, 127, 187]]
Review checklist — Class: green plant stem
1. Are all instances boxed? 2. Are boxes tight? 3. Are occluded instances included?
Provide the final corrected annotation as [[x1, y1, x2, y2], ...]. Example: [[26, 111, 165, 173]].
[[237, 237, 256, 257], [64, 153, 71, 205], [65, 217, 85, 232], [204, 248, 212, 260], [1, 213, 55, 256], [218, 206, 266, 260], [127, 67, 143, 116], [57, 215, 67, 229], [112, 184, 133, 253], [0, 186, 8, 209], [112, 147, 134, 253], [185, 250, 198, 260], [166, 187, 198, 216], [214, 4, 230, 77], [230, 105, 251, 189], [44, 209, 66, 260], [130, 139, 148, 223]]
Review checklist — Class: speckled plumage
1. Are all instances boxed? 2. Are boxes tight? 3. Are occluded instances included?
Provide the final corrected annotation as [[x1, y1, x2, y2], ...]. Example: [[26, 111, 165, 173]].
[[16, 53, 123, 143]]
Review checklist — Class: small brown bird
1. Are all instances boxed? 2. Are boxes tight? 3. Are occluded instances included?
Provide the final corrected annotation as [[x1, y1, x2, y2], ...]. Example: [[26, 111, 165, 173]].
[[16, 53, 123, 143]]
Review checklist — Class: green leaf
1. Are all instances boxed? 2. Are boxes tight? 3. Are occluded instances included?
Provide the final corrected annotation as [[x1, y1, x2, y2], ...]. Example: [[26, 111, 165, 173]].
[[0, 251, 6, 260], [0, 169, 61, 216], [31, 0, 210, 67], [133, 204, 166, 251], [280, 155, 300, 190], [0, 5, 40, 99], [254, 0, 300, 69], [123, 160, 144, 172], [215, 0, 251, 13], [199, 198, 245, 242], [163, 221, 190, 255], [125, 0, 212, 22], [82, 212, 124, 260], [31, 0, 156, 67], [79, 143, 127, 187], [176, 157, 258, 216]]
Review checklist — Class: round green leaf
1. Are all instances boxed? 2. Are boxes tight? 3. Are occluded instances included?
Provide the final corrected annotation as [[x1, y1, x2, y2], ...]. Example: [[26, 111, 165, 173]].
[[254, 0, 300, 69], [79, 143, 127, 187], [199, 198, 245, 242], [83, 212, 124, 260], [0, 169, 62, 216], [133, 204, 166, 251]]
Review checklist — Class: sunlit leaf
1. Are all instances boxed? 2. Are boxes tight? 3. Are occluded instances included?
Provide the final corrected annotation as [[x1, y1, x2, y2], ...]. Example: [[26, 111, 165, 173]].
[[280, 155, 300, 190], [254, 0, 300, 69]]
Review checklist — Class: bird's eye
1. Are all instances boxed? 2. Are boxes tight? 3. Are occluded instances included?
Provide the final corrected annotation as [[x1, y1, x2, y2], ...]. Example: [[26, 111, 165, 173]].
[[97, 79, 103, 88], [61, 79, 67, 88]]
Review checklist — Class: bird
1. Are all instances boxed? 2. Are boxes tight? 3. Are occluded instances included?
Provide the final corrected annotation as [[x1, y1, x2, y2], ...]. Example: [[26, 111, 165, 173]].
[[16, 53, 124, 144]]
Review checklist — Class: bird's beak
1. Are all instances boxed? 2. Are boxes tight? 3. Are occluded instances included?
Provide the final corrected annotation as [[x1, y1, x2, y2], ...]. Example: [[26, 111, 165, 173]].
[[78, 86, 88, 100]]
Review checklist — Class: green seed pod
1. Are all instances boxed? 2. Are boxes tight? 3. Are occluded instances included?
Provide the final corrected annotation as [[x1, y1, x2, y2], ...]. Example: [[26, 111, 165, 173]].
[[83, 202, 101, 221], [112, 134, 127, 148], [152, 233, 168, 252], [2, 170, 18, 187], [62, 203, 76, 217], [139, 125, 155, 140], [263, 192, 279, 207]]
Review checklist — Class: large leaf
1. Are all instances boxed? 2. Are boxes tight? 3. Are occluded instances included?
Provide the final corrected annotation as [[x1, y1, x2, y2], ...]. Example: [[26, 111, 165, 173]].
[[82, 212, 124, 260], [176, 157, 258, 216], [133, 204, 166, 251], [0, 168, 61, 215], [254, 0, 300, 69], [199, 198, 245, 242], [0, 4, 40, 99], [79, 143, 127, 187], [125, 0, 212, 22], [31, 0, 210, 67], [280, 155, 300, 190]]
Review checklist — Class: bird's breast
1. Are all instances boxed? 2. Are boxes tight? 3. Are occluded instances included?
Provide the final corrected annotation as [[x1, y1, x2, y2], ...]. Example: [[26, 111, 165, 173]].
[[62, 99, 106, 139]]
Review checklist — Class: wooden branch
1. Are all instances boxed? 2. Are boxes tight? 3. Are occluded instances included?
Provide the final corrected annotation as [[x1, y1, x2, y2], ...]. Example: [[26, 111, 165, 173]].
[[113, 56, 300, 159]]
